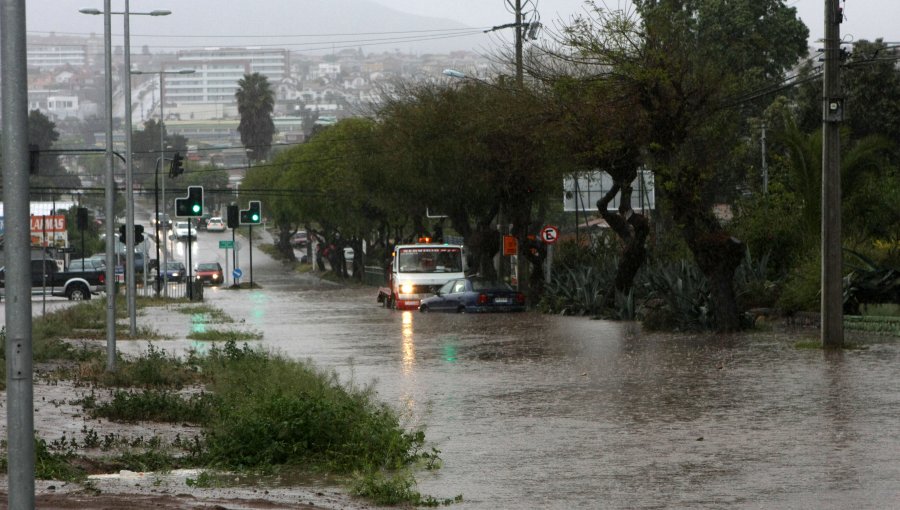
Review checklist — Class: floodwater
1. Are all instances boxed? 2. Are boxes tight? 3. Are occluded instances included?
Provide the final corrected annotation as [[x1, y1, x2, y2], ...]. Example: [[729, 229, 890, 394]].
[[124, 258, 900, 509]]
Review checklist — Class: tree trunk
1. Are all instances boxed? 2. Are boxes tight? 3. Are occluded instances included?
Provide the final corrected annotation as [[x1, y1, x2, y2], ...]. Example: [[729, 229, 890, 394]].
[[691, 232, 745, 332], [596, 180, 649, 301]]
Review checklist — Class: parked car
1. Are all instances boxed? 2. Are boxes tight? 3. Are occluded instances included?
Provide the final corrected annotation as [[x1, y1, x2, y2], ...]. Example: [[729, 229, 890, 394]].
[[418, 277, 525, 313], [206, 217, 226, 232], [157, 261, 187, 283], [173, 221, 196, 240], [290, 230, 308, 247], [194, 262, 224, 285]]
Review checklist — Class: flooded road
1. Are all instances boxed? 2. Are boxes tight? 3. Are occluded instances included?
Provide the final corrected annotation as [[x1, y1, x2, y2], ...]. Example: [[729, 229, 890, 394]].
[[127, 246, 900, 509]]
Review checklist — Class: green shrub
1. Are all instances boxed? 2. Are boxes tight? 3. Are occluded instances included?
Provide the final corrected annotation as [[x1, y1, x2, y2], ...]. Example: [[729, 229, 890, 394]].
[[776, 249, 821, 314], [198, 342, 428, 474]]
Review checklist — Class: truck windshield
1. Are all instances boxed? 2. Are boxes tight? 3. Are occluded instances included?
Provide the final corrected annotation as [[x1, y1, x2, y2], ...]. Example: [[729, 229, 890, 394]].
[[397, 247, 462, 273]]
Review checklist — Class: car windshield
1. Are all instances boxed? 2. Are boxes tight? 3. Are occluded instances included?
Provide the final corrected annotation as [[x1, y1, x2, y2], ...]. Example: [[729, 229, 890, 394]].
[[175, 222, 189, 229], [397, 247, 462, 273], [165, 263, 184, 270], [197, 263, 219, 270]]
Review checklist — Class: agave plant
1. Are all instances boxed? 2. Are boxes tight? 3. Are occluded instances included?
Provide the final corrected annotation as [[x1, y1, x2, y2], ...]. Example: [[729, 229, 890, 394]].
[[541, 256, 618, 316], [843, 249, 900, 314], [641, 260, 715, 331]]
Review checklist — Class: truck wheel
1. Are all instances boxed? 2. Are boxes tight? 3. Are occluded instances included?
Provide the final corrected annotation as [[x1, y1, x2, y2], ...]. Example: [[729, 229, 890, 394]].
[[67, 284, 90, 301]]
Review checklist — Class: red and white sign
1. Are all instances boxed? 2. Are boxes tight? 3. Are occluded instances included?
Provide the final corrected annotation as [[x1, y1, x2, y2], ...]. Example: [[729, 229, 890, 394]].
[[540, 225, 559, 244]]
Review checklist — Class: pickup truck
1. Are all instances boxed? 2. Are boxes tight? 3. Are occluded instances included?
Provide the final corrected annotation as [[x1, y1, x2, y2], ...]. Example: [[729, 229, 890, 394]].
[[0, 259, 106, 300]]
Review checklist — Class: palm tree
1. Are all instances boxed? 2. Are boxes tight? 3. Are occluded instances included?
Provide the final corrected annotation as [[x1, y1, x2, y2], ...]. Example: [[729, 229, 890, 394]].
[[236, 73, 275, 163], [777, 116, 894, 246]]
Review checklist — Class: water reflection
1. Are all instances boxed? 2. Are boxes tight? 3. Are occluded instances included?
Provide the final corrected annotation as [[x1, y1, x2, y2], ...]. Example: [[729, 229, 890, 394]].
[[401, 311, 415, 373]]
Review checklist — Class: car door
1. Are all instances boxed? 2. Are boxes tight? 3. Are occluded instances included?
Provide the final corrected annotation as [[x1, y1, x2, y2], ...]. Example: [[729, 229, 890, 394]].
[[429, 280, 458, 312], [31, 260, 52, 288]]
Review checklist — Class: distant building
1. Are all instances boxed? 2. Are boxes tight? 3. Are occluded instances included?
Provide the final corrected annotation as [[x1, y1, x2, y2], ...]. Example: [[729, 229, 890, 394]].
[[163, 47, 290, 113]]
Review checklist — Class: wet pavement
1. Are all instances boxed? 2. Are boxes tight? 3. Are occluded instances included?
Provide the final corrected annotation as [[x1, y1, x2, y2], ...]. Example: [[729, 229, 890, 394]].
[[120, 237, 900, 509]]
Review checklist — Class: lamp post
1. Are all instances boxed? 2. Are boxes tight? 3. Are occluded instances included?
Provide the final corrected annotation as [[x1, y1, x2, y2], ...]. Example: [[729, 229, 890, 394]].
[[132, 68, 194, 297], [80, 5, 170, 335]]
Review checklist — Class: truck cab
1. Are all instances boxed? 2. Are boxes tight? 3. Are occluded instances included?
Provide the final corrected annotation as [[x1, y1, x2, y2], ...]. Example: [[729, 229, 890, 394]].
[[378, 243, 466, 310], [0, 258, 105, 300]]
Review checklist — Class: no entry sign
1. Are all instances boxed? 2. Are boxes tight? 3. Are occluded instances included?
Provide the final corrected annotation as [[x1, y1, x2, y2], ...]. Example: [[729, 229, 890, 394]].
[[540, 225, 559, 244]]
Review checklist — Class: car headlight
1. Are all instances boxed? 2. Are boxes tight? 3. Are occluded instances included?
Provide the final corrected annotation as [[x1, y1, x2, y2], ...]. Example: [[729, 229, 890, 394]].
[[400, 282, 415, 294], [212, 274, 219, 279]]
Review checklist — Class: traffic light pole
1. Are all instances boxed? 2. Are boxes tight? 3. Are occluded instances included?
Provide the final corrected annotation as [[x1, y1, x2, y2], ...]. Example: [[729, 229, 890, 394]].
[[187, 220, 193, 299], [123, 0, 137, 336], [249, 225, 254, 288]]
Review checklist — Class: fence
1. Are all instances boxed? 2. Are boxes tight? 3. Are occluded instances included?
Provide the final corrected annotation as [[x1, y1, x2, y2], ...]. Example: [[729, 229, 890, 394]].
[[125, 280, 204, 300]]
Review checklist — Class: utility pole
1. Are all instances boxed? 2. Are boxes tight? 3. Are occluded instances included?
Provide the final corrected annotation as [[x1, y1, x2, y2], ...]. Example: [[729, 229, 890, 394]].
[[514, 0, 523, 87], [760, 123, 768, 195], [821, 0, 844, 348], [2, 1, 37, 507]]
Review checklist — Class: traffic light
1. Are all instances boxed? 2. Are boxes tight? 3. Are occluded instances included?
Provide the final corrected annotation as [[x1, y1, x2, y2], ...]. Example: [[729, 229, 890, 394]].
[[169, 152, 184, 178], [175, 186, 203, 217], [239, 200, 262, 225], [134, 224, 145, 245], [226, 204, 239, 229], [118, 224, 127, 244]]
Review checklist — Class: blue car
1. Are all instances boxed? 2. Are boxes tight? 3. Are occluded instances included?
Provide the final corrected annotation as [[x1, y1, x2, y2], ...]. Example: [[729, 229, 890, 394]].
[[418, 277, 525, 313], [157, 261, 187, 283]]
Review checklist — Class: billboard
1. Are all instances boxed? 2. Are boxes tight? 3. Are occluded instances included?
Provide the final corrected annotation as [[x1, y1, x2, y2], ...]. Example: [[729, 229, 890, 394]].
[[563, 170, 655, 213], [30, 214, 68, 247]]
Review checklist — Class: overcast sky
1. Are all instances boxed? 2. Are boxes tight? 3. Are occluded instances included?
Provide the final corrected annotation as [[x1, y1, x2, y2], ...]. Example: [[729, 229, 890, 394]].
[[22, 0, 900, 54], [376, 0, 900, 44]]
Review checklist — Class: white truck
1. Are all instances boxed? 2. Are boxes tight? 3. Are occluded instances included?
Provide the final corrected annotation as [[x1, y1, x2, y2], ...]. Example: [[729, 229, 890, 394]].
[[377, 243, 466, 310]]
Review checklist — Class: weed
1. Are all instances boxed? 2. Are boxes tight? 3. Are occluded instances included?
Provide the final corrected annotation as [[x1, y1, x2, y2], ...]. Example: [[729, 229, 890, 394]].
[[86, 389, 216, 424], [177, 304, 234, 323], [185, 470, 219, 488], [34, 437, 86, 482], [351, 470, 460, 507], [186, 329, 262, 342]]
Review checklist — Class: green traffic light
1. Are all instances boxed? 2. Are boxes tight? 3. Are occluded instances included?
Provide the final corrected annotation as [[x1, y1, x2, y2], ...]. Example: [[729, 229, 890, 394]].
[[251, 214, 259, 222], [192, 204, 201, 213]]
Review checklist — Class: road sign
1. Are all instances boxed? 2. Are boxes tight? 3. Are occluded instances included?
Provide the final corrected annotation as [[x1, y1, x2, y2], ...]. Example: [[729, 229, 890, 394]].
[[503, 235, 518, 256], [540, 225, 560, 244], [233, 268, 243, 279], [219, 240, 234, 249]]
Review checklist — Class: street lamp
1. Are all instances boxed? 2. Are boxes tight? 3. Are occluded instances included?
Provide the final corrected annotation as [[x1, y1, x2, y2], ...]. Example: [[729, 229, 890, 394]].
[[80, 3, 171, 337], [131, 68, 194, 297]]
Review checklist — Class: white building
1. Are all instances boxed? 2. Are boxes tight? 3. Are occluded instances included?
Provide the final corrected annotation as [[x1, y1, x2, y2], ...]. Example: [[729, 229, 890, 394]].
[[157, 47, 290, 120]]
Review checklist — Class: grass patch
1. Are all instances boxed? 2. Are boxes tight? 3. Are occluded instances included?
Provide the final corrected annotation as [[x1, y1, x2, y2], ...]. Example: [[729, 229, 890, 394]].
[[351, 470, 462, 506], [186, 329, 262, 342], [81, 389, 216, 424], [178, 304, 234, 323], [71, 344, 202, 389]]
